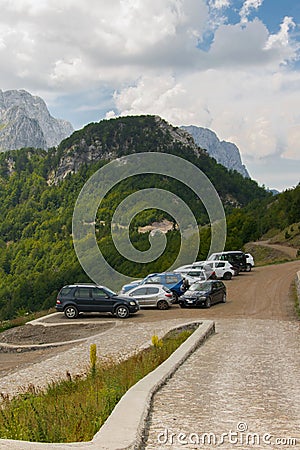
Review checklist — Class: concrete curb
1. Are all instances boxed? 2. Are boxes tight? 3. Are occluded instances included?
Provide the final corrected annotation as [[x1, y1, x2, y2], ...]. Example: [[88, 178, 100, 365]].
[[29, 313, 118, 328], [296, 271, 300, 307], [28, 312, 64, 325], [93, 320, 215, 450], [0, 320, 215, 450]]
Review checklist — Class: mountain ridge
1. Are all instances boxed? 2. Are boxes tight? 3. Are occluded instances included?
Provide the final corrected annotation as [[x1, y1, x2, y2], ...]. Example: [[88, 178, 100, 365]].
[[181, 125, 249, 178], [51, 115, 207, 183], [0, 89, 73, 151]]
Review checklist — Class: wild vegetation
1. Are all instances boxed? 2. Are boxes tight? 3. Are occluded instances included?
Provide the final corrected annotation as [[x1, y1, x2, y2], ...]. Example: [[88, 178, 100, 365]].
[[0, 115, 298, 320], [0, 327, 194, 443]]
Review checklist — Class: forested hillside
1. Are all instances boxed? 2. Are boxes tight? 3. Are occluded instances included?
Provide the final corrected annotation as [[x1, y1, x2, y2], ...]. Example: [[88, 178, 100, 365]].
[[0, 115, 296, 320]]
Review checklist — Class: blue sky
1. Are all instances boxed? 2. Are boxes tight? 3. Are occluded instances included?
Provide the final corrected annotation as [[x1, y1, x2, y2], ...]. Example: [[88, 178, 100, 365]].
[[0, 0, 300, 191]]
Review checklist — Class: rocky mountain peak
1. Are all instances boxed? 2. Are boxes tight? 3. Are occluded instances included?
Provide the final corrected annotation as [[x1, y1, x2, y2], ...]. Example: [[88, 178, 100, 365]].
[[181, 125, 250, 178], [0, 89, 73, 151], [51, 115, 207, 183]]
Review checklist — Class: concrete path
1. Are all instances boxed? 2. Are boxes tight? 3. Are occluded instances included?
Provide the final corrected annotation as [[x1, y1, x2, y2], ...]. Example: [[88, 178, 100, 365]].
[[145, 318, 300, 449]]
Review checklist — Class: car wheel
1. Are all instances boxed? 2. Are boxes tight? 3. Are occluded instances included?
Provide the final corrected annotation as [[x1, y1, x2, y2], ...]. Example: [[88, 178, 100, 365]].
[[246, 263, 252, 272], [64, 305, 79, 319], [222, 293, 227, 303], [223, 272, 232, 280], [115, 305, 130, 319], [205, 297, 211, 308], [172, 292, 178, 303], [157, 300, 169, 310]]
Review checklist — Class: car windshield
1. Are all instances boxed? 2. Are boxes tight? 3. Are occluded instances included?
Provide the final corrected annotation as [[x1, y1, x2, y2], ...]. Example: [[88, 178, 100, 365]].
[[189, 282, 211, 292]]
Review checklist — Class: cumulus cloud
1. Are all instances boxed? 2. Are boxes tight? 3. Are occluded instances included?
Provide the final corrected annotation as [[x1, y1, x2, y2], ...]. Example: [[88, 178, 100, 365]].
[[0, 0, 209, 90], [0, 0, 299, 184], [209, 0, 230, 9], [112, 65, 300, 162], [265, 16, 296, 52], [240, 0, 264, 24]]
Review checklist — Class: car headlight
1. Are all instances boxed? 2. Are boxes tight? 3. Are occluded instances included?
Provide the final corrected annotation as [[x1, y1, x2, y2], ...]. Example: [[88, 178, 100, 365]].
[[129, 301, 137, 306], [199, 296, 207, 300]]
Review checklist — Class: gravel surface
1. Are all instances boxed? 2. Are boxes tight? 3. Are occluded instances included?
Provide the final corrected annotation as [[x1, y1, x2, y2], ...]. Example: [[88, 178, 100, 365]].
[[0, 258, 299, 394], [0, 323, 114, 345]]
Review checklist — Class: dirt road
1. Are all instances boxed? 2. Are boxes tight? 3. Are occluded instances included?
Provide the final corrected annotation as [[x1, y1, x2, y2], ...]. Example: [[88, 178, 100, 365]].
[[0, 260, 299, 376]]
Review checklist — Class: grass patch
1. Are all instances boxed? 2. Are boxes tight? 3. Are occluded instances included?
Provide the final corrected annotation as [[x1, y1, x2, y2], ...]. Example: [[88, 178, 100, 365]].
[[0, 327, 195, 443], [268, 222, 300, 249], [243, 243, 291, 267]]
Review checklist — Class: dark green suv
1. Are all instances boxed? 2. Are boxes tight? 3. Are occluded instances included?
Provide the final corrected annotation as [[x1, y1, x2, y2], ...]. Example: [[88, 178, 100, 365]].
[[56, 284, 140, 319]]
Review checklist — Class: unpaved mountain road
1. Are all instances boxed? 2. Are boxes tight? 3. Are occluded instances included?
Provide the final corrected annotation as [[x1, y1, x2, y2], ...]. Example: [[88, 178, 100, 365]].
[[0, 259, 299, 377]]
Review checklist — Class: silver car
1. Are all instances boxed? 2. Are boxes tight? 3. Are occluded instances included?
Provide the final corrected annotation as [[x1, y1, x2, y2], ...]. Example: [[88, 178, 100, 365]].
[[122, 284, 174, 310]]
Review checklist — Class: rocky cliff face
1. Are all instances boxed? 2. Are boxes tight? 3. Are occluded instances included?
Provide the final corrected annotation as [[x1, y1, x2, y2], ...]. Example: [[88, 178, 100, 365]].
[[0, 89, 73, 151], [51, 115, 206, 183], [181, 125, 250, 178]]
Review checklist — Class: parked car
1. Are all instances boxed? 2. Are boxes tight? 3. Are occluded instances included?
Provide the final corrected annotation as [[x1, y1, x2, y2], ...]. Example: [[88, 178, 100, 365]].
[[120, 272, 183, 301], [174, 263, 216, 280], [245, 253, 255, 271], [122, 284, 174, 310], [177, 268, 208, 284], [56, 284, 140, 319], [202, 260, 236, 280], [208, 251, 247, 272], [178, 280, 227, 308]]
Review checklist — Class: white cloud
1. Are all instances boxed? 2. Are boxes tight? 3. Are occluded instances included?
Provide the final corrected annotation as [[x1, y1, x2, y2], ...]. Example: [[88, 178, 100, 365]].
[[240, 0, 263, 24], [0, 0, 299, 188], [208, 19, 270, 67], [265, 16, 296, 52], [0, 0, 209, 91], [209, 0, 230, 9], [113, 66, 300, 162]]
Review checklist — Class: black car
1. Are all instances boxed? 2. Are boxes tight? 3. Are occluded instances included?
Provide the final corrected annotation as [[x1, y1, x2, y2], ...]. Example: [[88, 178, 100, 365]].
[[55, 284, 140, 319], [178, 280, 226, 308]]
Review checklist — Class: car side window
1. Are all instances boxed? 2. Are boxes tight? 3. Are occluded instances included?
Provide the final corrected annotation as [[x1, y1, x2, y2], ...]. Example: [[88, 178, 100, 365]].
[[60, 287, 72, 296], [92, 288, 108, 299], [216, 262, 225, 268], [130, 287, 148, 296], [147, 287, 159, 294], [74, 288, 90, 298], [165, 275, 180, 284], [146, 276, 161, 284]]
